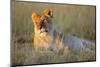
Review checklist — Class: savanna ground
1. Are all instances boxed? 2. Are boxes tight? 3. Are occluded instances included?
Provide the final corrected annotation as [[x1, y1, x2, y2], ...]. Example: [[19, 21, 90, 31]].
[[11, 0, 96, 66]]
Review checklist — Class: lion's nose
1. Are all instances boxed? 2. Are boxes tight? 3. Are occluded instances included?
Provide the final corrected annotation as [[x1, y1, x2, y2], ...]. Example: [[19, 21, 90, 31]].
[[45, 30, 48, 32]]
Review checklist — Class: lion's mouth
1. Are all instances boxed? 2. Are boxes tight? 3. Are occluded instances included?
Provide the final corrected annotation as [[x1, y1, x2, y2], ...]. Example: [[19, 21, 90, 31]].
[[40, 29, 48, 33], [40, 29, 48, 37]]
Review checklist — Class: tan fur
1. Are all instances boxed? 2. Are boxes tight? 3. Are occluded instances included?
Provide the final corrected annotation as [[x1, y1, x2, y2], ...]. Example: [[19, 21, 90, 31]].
[[32, 8, 66, 53]]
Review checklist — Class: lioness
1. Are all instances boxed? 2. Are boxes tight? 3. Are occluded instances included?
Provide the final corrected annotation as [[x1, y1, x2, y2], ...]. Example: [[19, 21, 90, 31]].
[[32, 8, 95, 53]]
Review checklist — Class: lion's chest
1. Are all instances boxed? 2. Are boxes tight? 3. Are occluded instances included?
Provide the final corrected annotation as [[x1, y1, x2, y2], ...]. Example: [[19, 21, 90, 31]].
[[34, 35, 52, 50]]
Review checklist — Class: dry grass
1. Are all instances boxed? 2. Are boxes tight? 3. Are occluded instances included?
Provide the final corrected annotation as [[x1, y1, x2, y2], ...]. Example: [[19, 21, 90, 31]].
[[11, 38, 95, 65]]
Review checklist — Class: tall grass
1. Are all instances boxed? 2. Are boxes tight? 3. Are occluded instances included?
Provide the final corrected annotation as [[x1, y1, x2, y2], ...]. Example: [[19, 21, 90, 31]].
[[11, 1, 96, 65]]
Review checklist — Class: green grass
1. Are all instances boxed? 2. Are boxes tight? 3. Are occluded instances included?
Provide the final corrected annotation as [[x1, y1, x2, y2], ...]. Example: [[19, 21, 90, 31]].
[[11, 1, 96, 65]]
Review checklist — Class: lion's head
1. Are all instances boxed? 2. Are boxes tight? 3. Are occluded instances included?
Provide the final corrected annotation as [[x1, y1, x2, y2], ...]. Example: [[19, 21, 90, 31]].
[[32, 8, 53, 37]]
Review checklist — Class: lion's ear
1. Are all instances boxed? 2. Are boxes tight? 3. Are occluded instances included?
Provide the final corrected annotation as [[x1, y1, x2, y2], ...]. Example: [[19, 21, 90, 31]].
[[43, 8, 53, 18], [32, 12, 38, 20], [32, 12, 38, 23]]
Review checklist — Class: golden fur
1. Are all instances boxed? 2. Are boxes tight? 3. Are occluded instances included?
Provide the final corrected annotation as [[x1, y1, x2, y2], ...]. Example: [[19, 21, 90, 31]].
[[32, 8, 64, 51]]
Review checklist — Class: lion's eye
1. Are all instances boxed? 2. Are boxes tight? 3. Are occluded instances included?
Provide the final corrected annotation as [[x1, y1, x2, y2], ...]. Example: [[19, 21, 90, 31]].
[[40, 26, 42, 29], [38, 22, 43, 29]]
